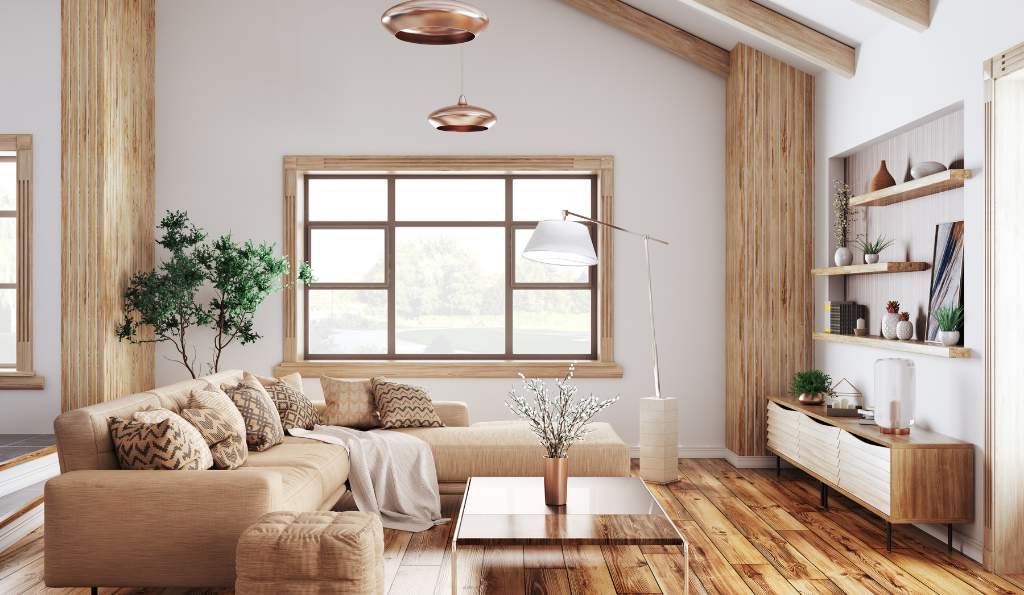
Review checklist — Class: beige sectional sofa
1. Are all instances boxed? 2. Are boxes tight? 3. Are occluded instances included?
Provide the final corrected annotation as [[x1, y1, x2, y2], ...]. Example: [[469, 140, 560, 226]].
[[44, 370, 629, 589]]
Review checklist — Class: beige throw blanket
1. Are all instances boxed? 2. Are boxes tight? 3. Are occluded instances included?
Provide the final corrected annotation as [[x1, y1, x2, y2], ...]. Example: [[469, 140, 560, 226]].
[[289, 425, 448, 532]]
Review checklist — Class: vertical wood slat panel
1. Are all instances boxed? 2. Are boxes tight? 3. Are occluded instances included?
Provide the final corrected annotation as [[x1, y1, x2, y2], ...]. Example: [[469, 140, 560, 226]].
[[14, 136, 33, 372], [726, 44, 814, 457], [61, 0, 155, 412]]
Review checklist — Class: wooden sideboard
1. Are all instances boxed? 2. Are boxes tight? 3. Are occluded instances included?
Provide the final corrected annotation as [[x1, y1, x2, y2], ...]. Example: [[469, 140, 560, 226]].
[[766, 395, 974, 550]]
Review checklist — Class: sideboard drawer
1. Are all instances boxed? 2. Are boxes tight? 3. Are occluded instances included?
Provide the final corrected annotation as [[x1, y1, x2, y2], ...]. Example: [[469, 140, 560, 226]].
[[839, 431, 892, 515]]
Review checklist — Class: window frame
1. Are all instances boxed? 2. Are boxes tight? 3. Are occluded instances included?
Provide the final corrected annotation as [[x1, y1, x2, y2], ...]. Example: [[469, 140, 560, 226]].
[[0, 134, 41, 390], [302, 173, 598, 361], [276, 155, 621, 379]]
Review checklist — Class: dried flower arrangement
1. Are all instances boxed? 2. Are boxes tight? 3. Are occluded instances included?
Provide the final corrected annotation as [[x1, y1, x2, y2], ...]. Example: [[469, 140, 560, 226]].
[[832, 180, 852, 248]]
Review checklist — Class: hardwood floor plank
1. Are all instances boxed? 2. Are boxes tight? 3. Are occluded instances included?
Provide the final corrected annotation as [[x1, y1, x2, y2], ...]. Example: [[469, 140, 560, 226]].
[[710, 495, 825, 580], [481, 546, 526, 595], [523, 545, 565, 569], [677, 459, 731, 499], [883, 548, 984, 595], [677, 520, 754, 594], [698, 459, 806, 531], [644, 551, 690, 595], [788, 578, 845, 594], [797, 513, 934, 594], [440, 544, 484, 595], [779, 530, 890, 595], [0, 552, 46, 594], [600, 545, 661, 594], [735, 469, 818, 514], [524, 568, 572, 595], [0, 528, 44, 581], [391, 565, 442, 595], [402, 519, 453, 566], [677, 490, 769, 565], [563, 545, 617, 595], [906, 548, 1024, 594], [735, 564, 800, 594], [383, 529, 413, 592], [647, 482, 691, 521]]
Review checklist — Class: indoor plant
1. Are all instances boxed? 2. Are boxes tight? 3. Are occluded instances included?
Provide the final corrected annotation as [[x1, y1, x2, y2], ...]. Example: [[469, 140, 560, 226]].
[[116, 210, 313, 378], [882, 300, 901, 339], [896, 312, 914, 341], [505, 364, 618, 505], [855, 234, 895, 264], [832, 180, 853, 266], [933, 304, 964, 346], [790, 369, 833, 405]]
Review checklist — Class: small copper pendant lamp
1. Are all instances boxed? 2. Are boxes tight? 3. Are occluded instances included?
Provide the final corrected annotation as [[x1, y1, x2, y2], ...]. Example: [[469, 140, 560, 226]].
[[428, 49, 496, 132], [381, 0, 489, 45]]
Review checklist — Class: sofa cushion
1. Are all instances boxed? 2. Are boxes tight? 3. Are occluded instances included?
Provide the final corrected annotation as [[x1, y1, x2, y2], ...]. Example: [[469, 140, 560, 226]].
[[372, 379, 443, 429], [391, 420, 629, 482], [133, 408, 214, 470], [108, 417, 207, 471], [320, 376, 379, 429], [261, 378, 320, 431], [243, 437, 350, 508], [222, 373, 285, 452]]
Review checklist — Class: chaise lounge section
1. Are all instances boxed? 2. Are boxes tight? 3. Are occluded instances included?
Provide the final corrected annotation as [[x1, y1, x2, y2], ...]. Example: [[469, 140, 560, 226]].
[[44, 370, 628, 588]]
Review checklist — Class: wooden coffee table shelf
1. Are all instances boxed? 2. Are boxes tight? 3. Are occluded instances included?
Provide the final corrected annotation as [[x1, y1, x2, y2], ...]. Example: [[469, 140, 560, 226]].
[[450, 476, 686, 593]]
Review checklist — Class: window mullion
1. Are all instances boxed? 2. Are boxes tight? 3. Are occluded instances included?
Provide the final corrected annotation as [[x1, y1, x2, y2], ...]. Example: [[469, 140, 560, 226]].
[[387, 177, 396, 356], [505, 176, 513, 358]]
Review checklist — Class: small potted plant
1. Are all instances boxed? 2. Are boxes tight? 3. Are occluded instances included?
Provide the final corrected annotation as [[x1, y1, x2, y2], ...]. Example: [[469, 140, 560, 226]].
[[832, 181, 852, 266], [855, 234, 895, 264], [933, 305, 964, 346], [882, 300, 901, 339], [505, 365, 618, 505], [791, 369, 833, 405], [896, 312, 914, 341]]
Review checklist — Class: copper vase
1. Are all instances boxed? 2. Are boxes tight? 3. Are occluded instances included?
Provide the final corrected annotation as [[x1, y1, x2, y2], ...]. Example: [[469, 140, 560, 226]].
[[544, 457, 568, 506], [869, 160, 896, 191]]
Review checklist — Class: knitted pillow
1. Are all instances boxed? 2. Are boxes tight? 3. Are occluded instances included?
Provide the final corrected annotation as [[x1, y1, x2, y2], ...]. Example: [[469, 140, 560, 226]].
[[108, 417, 206, 471], [321, 376, 378, 429], [133, 408, 213, 470], [188, 382, 248, 443], [260, 377, 320, 431], [180, 407, 247, 470], [372, 378, 444, 429], [221, 372, 284, 451]]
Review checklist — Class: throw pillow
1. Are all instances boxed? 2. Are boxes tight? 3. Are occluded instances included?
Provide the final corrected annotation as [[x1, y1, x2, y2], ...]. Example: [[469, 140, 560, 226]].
[[180, 407, 248, 469], [321, 376, 378, 429], [221, 372, 285, 451], [188, 382, 248, 443], [256, 372, 303, 393], [372, 378, 444, 429], [133, 408, 214, 470], [108, 417, 205, 470], [261, 377, 320, 431]]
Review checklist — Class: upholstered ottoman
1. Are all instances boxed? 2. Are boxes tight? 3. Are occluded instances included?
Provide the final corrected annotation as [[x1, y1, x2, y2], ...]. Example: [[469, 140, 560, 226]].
[[236, 511, 384, 595]]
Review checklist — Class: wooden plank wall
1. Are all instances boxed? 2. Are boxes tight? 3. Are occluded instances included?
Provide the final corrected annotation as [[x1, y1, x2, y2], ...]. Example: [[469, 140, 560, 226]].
[[61, 0, 156, 411], [725, 44, 814, 457]]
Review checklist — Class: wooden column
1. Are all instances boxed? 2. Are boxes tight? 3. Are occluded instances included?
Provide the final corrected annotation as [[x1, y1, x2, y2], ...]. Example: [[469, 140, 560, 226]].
[[61, 0, 156, 411], [725, 44, 814, 457]]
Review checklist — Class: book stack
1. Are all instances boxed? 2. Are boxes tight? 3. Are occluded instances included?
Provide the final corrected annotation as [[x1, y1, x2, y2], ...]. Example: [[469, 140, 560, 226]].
[[827, 301, 865, 335]]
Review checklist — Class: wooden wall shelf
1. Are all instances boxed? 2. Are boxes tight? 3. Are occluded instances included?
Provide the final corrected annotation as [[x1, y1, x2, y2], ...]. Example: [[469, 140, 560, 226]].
[[849, 169, 971, 208], [812, 262, 930, 276], [812, 332, 971, 358]]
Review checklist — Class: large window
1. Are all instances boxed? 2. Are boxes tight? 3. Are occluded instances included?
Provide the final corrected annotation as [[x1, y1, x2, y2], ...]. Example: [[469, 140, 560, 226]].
[[0, 151, 15, 368], [304, 174, 598, 360]]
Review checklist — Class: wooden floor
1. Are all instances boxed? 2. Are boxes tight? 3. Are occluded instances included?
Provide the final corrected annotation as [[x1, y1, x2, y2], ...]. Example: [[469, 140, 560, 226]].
[[4, 459, 1024, 594]]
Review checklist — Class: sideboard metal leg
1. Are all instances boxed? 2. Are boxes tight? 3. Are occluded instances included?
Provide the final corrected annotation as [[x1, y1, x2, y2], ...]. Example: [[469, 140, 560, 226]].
[[776, 455, 781, 478], [886, 522, 893, 551], [948, 523, 954, 553], [822, 484, 829, 510], [91, 589, 98, 595]]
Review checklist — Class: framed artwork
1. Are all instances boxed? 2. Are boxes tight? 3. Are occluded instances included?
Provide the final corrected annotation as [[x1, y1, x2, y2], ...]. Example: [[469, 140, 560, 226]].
[[926, 221, 965, 342]]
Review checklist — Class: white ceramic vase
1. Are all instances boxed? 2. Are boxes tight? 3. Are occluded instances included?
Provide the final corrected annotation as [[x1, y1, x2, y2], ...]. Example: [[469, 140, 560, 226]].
[[882, 312, 901, 339], [834, 247, 853, 267], [939, 330, 961, 346], [864, 253, 879, 264], [896, 320, 913, 341]]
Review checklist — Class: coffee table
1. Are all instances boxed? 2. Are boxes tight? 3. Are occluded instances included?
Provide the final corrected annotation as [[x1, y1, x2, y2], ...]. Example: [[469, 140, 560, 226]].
[[450, 476, 687, 593]]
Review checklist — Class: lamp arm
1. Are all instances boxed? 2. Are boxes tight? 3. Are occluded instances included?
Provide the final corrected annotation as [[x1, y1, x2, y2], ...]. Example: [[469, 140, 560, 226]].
[[562, 211, 670, 245]]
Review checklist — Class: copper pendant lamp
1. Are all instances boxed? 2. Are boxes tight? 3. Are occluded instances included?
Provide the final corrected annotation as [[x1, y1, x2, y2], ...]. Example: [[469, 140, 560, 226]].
[[428, 48, 496, 132], [381, 0, 489, 45]]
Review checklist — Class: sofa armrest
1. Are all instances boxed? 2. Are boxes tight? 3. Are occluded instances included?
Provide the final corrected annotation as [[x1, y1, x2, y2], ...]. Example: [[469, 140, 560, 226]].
[[434, 401, 470, 427], [44, 469, 282, 588]]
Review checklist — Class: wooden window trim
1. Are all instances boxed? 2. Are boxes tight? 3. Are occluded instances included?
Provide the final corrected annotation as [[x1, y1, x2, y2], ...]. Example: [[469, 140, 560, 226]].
[[276, 155, 621, 379], [0, 134, 42, 390]]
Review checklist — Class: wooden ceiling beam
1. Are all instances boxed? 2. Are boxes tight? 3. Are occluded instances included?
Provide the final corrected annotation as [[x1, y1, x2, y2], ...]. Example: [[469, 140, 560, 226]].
[[557, 0, 730, 77], [677, 0, 857, 78], [851, 0, 930, 31]]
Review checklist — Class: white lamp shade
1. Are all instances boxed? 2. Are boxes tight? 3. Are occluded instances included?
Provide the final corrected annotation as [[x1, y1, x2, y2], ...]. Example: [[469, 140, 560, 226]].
[[522, 220, 598, 266]]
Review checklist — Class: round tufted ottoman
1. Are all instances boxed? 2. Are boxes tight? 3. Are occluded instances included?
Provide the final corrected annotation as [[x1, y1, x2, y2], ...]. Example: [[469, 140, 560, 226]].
[[236, 511, 384, 595]]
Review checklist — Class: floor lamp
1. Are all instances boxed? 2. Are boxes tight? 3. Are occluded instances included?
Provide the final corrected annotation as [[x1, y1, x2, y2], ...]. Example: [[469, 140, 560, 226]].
[[522, 210, 678, 484]]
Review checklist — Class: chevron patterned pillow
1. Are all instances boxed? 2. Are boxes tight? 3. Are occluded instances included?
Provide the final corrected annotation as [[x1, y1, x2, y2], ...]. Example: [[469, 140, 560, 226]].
[[108, 417, 206, 470], [372, 378, 444, 429], [221, 372, 284, 452], [180, 407, 247, 469], [261, 377, 320, 431], [133, 408, 214, 470]]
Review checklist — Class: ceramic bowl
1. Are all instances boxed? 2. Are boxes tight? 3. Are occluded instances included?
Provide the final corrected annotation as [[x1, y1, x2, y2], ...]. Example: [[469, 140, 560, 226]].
[[910, 161, 947, 179]]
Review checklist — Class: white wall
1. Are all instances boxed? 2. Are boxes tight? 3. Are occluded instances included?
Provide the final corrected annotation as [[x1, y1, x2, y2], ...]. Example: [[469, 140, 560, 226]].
[[0, 0, 62, 433], [154, 0, 727, 452], [814, 0, 1024, 560]]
